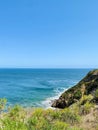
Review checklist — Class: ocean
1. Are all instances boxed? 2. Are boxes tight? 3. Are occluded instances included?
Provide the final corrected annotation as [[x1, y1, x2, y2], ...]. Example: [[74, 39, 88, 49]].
[[0, 68, 91, 108]]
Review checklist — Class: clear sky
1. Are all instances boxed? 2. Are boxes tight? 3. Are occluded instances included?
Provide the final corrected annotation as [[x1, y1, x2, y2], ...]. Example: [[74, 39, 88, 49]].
[[0, 0, 98, 68]]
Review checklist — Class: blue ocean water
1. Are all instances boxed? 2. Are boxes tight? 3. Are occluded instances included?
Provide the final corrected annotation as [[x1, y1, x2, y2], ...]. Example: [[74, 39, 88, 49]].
[[0, 69, 91, 108]]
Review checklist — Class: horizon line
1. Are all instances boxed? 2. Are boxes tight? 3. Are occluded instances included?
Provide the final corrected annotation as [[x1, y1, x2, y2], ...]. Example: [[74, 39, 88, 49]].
[[0, 67, 96, 69]]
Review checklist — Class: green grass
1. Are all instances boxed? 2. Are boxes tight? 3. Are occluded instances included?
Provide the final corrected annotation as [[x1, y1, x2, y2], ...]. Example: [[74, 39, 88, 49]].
[[95, 89, 98, 100], [0, 96, 96, 130]]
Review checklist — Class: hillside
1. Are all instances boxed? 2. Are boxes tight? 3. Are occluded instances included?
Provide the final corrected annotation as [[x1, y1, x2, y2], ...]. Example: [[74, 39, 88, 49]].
[[52, 69, 98, 108]]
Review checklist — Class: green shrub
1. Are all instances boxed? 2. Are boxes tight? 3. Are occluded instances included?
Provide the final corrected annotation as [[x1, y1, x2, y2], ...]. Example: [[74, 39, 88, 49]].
[[8, 105, 26, 121], [49, 110, 62, 120], [80, 102, 94, 115], [95, 89, 98, 99], [74, 90, 82, 99], [32, 108, 44, 118], [0, 98, 7, 113], [0, 117, 27, 130], [52, 121, 69, 130], [80, 95, 93, 105], [67, 127, 83, 130], [27, 116, 51, 130], [60, 108, 81, 124], [0, 105, 27, 130]]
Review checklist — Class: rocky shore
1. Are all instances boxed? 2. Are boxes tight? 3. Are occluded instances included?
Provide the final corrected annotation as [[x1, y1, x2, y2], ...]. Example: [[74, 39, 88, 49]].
[[52, 69, 98, 108]]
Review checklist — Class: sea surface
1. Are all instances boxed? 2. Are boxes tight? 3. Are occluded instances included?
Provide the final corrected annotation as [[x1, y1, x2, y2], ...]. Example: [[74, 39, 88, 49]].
[[0, 68, 92, 108]]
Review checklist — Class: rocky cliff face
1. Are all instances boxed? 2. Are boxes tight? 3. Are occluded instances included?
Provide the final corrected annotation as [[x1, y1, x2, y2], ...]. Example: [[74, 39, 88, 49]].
[[51, 69, 98, 108]]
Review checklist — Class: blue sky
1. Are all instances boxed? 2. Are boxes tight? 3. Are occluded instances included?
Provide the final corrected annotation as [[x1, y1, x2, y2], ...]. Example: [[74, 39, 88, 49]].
[[0, 0, 98, 68]]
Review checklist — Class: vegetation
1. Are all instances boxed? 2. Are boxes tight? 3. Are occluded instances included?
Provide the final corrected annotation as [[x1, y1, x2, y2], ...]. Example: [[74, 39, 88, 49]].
[[0, 98, 7, 113], [0, 95, 98, 130], [95, 89, 98, 100], [52, 69, 98, 108]]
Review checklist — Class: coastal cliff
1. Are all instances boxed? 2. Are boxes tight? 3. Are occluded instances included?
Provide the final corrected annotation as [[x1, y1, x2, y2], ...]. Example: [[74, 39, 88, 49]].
[[52, 69, 98, 108]]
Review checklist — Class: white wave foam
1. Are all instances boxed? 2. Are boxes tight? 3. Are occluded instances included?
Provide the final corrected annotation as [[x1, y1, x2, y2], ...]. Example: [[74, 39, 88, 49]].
[[35, 80, 78, 109], [41, 87, 67, 109]]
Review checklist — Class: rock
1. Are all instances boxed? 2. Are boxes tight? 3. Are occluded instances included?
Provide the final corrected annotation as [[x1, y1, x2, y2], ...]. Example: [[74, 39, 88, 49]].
[[51, 99, 66, 108], [51, 69, 98, 108]]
